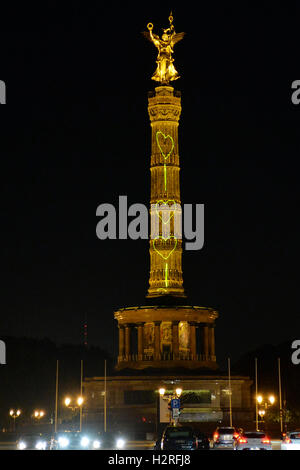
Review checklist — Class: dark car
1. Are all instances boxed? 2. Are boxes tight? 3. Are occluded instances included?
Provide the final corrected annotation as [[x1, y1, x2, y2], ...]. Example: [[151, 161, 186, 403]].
[[52, 431, 101, 450], [95, 432, 127, 450], [159, 426, 198, 450], [195, 432, 210, 450], [16, 433, 50, 450], [52, 431, 126, 450], [212, 426, 239, 449]]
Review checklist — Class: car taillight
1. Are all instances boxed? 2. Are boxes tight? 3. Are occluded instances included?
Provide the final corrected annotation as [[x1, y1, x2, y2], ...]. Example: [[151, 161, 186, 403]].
[[233, 432, 239, 439], [213, 432, 219, 441], [284, 437, 291, 444], [261, 437, 271, 444], [238, 437, 248, 444]]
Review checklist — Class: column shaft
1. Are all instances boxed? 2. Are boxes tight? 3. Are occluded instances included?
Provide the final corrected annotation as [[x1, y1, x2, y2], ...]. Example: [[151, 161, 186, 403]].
[[125, 325, 131, 359], [154, 322, 161, 360], [172, 322, 179, 359], [189, 322, 197, 359], [119, 325, 125, 360], [209, 326, 215, 358], [137, 323, 144, 360], [204, 325, 209, 359]]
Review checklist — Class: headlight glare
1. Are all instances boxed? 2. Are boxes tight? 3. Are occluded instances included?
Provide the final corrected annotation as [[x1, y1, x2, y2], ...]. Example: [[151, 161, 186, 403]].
[[116, 438, 125, 449], [81, 436, 90, 447], [35, 440, 47, 450], [18, 441, 27, 450], [58, 436, 69, 448], [93, 440, 101, 449]]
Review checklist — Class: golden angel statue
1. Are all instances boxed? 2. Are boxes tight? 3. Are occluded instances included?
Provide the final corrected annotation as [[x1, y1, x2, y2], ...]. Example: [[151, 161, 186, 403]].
[[143, 13, 185, 85]]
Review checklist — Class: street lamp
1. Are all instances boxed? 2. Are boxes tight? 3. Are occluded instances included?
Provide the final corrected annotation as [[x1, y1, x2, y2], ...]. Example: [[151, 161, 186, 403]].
[[256, 394, 275, 426], [77, 396, 84, 406], [158, 386, 183, 426], [33, 410, 45, 420], [269, 395, 275, 405], [257, 395, 263, 405], [64, 396, 84, 431], [9, 409, 21, 432], [65, 397, 71, 407]]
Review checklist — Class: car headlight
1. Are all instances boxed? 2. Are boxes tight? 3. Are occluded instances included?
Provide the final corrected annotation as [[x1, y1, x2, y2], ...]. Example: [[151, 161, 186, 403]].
[[35, 440, 47, 450], [81, 436, 90, 447], [18, 441, 27, 450], [116, 438, 125, 449], [58, 437, 69, 448], [93, 440, 101, 449]]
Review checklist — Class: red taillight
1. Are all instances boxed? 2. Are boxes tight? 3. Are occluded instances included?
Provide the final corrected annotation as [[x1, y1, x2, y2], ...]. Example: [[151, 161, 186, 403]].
[[213, 432, 219, 441], [233, 432, 239, 439], [285, 438, 291, 444], [238, 437, 248, 444], [261, 437, 271, 444]]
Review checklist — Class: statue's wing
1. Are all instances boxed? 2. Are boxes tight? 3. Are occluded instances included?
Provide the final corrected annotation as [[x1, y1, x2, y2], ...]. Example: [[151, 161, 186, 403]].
[[172, 32, 185, 45], [142, 31, 160, 43]]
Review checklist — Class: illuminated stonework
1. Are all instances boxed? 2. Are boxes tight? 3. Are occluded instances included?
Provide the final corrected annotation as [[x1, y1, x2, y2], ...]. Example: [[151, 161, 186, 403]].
[[113, 18, 218, 371], [114, 306, 218, 370], [147, 86, 185, 297]]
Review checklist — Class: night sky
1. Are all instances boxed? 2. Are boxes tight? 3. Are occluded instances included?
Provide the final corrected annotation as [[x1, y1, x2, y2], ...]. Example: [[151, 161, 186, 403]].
[[1, 2, 300, 366]]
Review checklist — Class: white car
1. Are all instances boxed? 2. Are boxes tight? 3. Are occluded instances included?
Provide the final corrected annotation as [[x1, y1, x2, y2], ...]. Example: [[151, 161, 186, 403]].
[[281, 431, 300, 450], [235, 431, 272, 451]]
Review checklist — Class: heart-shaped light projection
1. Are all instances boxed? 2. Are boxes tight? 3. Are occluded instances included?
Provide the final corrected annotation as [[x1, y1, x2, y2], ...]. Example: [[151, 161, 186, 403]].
[[153, 236, 178, 260], [156, 131, 174, 160], [155, 199, 176, 226]]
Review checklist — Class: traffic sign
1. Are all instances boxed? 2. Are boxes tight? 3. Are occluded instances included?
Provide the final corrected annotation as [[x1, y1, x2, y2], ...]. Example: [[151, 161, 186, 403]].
[[171, 398, 181, 409]]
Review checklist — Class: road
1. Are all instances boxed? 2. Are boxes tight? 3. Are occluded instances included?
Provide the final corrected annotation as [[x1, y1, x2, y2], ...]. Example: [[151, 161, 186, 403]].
[[0, 440, 283, 450]]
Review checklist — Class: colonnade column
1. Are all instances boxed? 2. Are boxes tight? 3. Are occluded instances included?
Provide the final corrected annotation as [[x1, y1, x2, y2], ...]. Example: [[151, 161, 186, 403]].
[[189, 322, 197, 359], [118, 325, 125, 361], [203, 324, 209, 359], [154, 322, 161, 360], [124, 324, 131, 359], [209, 325, 215, 359], [137, 323, 144, 360], [172, 321, 179, 359]]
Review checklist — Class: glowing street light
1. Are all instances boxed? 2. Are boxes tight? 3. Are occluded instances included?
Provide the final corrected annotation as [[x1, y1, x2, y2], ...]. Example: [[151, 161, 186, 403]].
[[77, 396, 84, 406], [175, 388, 182, 397], [257, 395, 263, 404], [269, 395, 275, 405], [159, 388, 166, 396], [33, 410, 45, 419], [9, 409, 21, 432], [64, 397, 71, 407]]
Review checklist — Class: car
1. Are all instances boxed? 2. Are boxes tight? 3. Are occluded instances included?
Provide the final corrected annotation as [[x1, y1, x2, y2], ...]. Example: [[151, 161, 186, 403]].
[[95, 432, 127, 450], [52, 431, 101, 450], [16, 433, 50, 450], [234, 431, 272, 451], [212, 426, 239, 449], [281, 431, 300, 450], [51, 431, 126, 450], [195, 432, 210, 450], [159, 426, 198, 450]]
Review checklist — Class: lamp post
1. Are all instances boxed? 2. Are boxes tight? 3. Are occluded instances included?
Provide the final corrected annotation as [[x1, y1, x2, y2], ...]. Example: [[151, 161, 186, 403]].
[[33, 410, 45, 423], [64, 396, 84, 431], [256, 394, 275, 428], [159, 387, 183, 426], [9, 409, 21, 432]]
